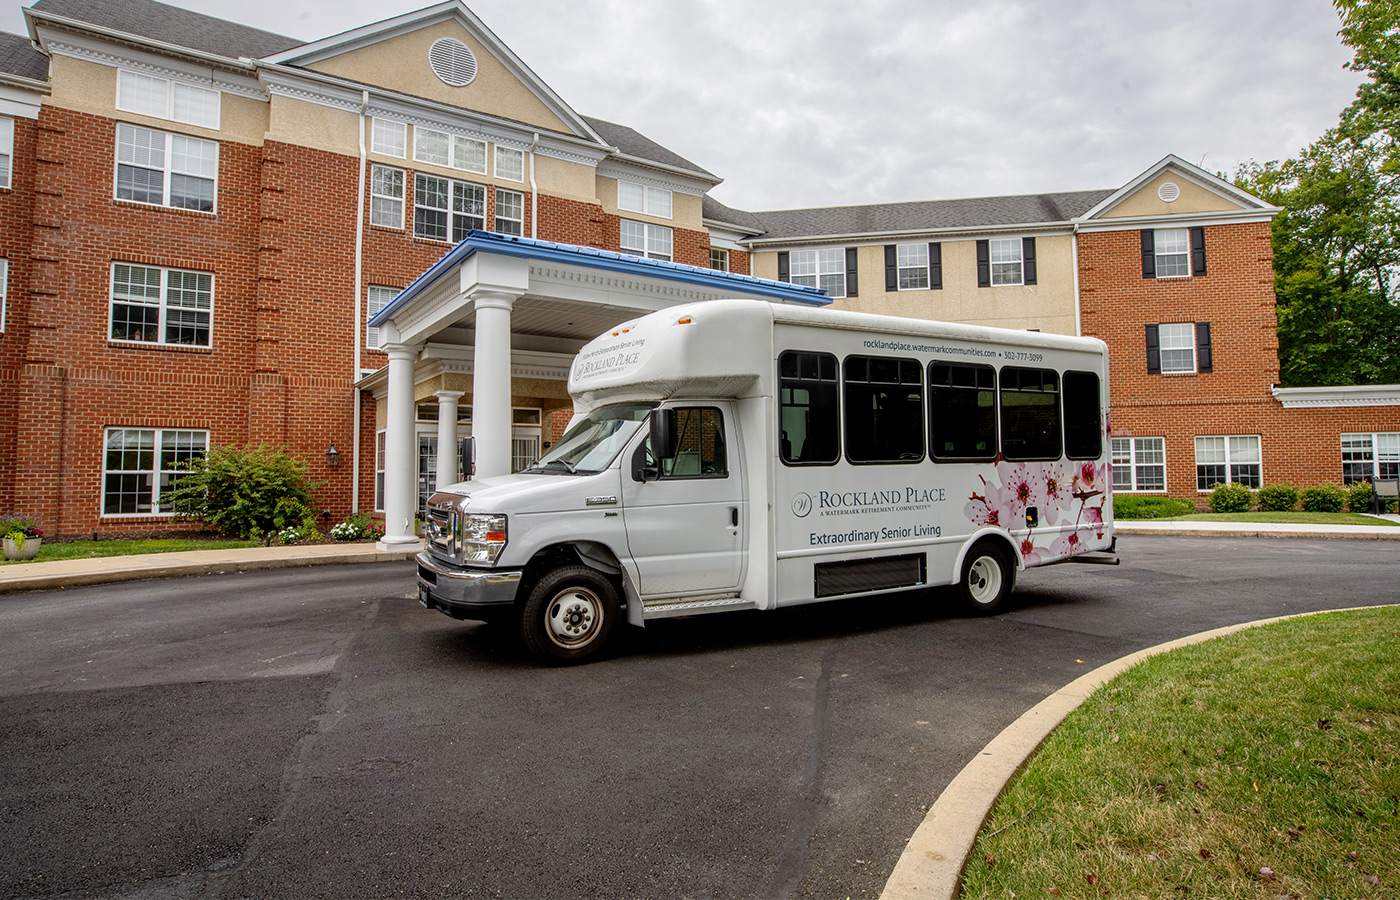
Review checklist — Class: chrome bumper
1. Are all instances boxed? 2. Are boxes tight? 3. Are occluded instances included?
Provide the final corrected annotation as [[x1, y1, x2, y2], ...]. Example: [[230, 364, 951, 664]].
[[415, 551, 522, 621]]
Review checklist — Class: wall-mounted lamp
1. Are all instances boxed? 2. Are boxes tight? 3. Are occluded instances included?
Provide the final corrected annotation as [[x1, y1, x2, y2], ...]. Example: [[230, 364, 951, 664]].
[[326, 442, 340, 467]]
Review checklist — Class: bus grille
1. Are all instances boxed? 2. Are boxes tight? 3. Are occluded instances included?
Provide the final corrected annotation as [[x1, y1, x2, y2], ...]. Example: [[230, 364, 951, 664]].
[[814, 554, 925, 598]]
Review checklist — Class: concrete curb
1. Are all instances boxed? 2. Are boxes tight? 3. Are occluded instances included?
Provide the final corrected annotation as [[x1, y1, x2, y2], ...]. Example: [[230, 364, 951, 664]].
[[0, 544, 419, 594], [878, 605, 1396, 900], [1114, 520, 1400, 540]]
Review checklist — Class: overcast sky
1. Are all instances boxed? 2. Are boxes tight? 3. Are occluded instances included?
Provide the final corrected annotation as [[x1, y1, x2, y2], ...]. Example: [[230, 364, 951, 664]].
[[2, 0, 1366, 212]]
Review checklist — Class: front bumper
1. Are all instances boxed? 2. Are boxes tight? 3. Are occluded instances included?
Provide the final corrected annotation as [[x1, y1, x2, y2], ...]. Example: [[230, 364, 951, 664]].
[[416, 551, 522, 621]]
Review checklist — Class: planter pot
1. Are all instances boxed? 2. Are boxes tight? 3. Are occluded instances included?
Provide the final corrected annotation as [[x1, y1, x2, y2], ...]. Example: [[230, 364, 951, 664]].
[[3, 536, 41, 561]]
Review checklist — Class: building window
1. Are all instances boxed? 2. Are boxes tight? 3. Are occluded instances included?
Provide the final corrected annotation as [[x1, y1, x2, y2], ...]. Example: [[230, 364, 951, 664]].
[[990, 238, 1023, 286], [1154, 228, 1190, 277], [115, 123, 217, 212], [618, 180, 672, 218], [1342, 432, 1400, 483], [709, 247, 729, 272], [1112, 436, 1166, 491], [109, 263, 213, 347], [375, 431, 386, 512], [1146, 322, 1212, 374], [897, 243, 931, 290], [371, 118, 406, 157], [370, 164, 404, 228], [790, 248, 847, 297], [494, 146, 524, 182], [116, 69, 220, 129], [414, 174, 485, 242], [413, 126, 486, 174], [0, 116, 13, 190], [102, 427, 208, 516], [1142, 226, 1205, 277], [976, 238, 1036, 288], [620, 219, 671, 260], [366, 284, 397, 349], [494, 188, 524, 235], [1195, 435, 1261, 490]]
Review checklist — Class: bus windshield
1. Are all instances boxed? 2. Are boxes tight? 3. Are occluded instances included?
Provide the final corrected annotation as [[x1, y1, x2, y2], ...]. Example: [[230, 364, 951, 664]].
[[524, 403, 656, 475]]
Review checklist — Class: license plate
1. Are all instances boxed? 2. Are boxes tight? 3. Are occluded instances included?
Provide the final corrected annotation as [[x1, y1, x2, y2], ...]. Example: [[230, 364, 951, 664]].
[[418, 584, 431, 608]]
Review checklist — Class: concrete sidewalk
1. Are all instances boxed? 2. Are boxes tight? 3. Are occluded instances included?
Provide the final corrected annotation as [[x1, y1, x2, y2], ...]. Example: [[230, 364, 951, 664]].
[[0, 541, 420, 593], [1114, 516, 1400, 540]]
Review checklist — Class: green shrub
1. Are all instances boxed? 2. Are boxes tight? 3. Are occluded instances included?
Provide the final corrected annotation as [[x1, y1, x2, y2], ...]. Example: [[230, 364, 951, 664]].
[[1112, 495, 1196, 519], [1208, 482, 1255, 514], [1300, 483, 1346, 513], [1257, 483, 1299, 512], [164, 444, 322, 541], [1347, 480, 1377, 513]]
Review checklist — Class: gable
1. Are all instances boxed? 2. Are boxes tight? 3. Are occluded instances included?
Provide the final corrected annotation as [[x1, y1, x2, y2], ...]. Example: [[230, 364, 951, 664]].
[[301, 19, 573, 135], [1098, 171, 1254, 219]]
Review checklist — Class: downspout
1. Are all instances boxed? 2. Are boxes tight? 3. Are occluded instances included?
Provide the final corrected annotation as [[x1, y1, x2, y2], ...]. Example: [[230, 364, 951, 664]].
[[529, 132, 539, 238], [352, 90, 369, 511], [1071, 224, 1083, 337]]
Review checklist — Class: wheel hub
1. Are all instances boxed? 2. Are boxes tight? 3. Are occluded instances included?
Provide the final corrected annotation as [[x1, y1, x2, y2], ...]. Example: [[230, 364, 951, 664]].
[[548, 591, 598, 644]]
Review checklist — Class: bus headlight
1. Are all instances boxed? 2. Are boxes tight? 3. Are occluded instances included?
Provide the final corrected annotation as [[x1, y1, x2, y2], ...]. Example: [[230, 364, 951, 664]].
[[461, 513, 508, 564]]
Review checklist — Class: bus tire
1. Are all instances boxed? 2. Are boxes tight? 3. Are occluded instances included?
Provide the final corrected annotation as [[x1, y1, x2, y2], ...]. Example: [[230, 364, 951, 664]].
[[959, 542, 1016, 614], [520, 565, 620, 664]]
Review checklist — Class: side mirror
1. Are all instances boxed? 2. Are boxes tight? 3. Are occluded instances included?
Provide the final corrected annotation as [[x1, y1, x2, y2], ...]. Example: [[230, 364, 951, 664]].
[[650, 407, 677, 462]]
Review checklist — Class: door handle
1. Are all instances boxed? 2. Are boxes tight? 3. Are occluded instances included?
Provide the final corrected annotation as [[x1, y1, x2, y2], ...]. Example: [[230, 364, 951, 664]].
[[730, 507, 739, 527]]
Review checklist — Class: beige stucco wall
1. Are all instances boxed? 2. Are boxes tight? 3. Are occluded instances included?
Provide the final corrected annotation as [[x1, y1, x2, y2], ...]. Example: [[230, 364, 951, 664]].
[[1101, 173, 1246, 218], [305, 20, 572, 135], [47, 54, 268, 146], [751, 234, 1080, 336], [267, 94, 360, 156], [536, 155, 597, 203]]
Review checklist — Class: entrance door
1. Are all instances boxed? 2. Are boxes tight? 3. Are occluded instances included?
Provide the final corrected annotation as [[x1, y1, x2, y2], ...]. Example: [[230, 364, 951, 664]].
[[620, 404, 746, 597], [417, 435, 472, 517]]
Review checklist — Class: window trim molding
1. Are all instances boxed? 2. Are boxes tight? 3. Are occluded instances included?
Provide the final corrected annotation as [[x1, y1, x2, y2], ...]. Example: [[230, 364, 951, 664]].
[[1112, 435, 1167, 493], [108, 262, 215, 349], [369, 163, 405, 229], [1194, 434, 1262, 492], [101, 426, 210, 517], [113, 122, 219, 214]]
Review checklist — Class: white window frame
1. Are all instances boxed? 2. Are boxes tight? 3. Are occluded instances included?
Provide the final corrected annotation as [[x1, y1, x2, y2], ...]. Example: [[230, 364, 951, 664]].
[[619, 219, 672, 261], [413, 126, 488, 175], [109, 262, 214, 348], [1112, 436, 1166, 492], [0, 116, 13, 190], [370, 164, 405, 229], [709, 247, 729, 272], [371, 118, 406, 157], [366, 284, 397, 349], [116, 69, 221, 130], [790, 248, 846, 298], [617, 180, 672, 219], [0, 258, 7, 332], [897, 243, 929, 290], [375, 430, 387, 512], [114, 123, 218, 213], [1154, 228, 1191, 278], [989, 238, 1023, 286], [101, 427, 209, 516], [1195, 435, 1262, 491], [1342, 432, 1400, 482], [495, 188, 524, 236], [414, 173, 486, 243], [1157, 322, 1197, 374], [494, 146, 525, 182]]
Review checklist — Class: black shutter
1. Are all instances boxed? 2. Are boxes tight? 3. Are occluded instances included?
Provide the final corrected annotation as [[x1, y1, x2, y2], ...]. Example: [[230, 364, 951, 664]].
[[884, 245, 898, 292], [1141, 229, 1156, 278], [976, 240, 990, 288], [1146, 324, 1161, 374], [1196, 322, 1213, 372], [929, 242, 942, 290], [845, 247, 858, 297], [777, 251, 790, 283], [1022, 237, 1037, 285], [1190, 226, 1207, 276]]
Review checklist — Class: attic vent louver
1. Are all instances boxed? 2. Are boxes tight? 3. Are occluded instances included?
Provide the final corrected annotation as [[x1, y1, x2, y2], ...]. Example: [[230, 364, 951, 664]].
[[1158, 182, 1180, 203], [429, 38, 477, 87]]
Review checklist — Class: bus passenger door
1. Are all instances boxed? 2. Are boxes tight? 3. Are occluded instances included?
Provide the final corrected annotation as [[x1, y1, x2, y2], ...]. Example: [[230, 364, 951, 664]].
[[621, 404, 745, 596]]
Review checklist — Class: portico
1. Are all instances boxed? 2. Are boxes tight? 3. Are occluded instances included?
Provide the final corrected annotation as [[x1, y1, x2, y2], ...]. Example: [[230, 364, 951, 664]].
[[366, 230, 827, 548]]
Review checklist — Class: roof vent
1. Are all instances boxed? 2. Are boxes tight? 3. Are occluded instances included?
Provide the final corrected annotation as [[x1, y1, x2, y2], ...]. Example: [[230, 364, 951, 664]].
[[428, 38, 477, 87], [1158, 181, 1180, 203]]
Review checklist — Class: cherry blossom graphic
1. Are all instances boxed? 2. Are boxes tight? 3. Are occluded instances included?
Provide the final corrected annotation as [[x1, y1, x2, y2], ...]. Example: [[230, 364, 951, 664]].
[[966, 455, 1111, 563]]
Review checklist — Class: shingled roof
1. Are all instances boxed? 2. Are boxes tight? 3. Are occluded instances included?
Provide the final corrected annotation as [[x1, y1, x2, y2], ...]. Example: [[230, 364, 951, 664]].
[[31, 0, 302, 59], [0, 31, 48, 81], [583, 116, 716, 182], [744, 189, 1117, 243]]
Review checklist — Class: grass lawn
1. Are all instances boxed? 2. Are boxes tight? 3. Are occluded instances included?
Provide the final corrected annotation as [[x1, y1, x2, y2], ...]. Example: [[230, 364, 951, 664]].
[[1164, 511, 1399, 526], [959, 606, 1400, 899], [1, 537, 260, 565]]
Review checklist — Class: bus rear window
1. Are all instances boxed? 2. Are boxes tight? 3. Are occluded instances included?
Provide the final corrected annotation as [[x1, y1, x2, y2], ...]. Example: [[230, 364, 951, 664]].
[[1062, 370, 1102, 460], [779, 351, 839, 465]]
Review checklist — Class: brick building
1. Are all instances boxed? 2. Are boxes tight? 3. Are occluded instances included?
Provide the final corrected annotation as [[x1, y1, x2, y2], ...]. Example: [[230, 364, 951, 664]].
[[0, 0, 1395, 539]]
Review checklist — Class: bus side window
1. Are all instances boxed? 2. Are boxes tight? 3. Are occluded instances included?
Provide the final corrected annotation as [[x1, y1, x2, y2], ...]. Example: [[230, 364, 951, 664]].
[[1000, 367, 1062, 461], [779, 351, 840, 465], [843, 355, 924, 463], [929, 362, 997, 461], [1062, 370, 1102, 460]]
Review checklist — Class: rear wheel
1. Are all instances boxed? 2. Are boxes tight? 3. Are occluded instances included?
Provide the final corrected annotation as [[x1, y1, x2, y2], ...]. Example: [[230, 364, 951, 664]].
[[519, 565, 621, 664], [958, 543, 1016, 614]]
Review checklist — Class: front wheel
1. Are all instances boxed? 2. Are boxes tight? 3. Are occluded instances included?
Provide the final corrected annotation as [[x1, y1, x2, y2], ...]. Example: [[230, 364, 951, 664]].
[[958, 543, 1016, 614], [520, 565, 621, 664]]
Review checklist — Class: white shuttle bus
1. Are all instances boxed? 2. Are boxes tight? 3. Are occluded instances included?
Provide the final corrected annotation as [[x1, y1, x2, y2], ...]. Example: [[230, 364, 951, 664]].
[[417, 299, 1115, 663]]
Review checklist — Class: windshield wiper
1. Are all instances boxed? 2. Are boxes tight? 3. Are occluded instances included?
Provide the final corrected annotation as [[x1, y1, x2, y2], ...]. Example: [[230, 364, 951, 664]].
[[526, 459, 578, 474]]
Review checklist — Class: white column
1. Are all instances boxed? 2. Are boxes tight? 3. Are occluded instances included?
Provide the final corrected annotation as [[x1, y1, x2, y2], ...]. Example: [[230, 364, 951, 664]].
[[378, 342, 423, 549], [471, 290, 516, 478], [434, 390, 465, 490]]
